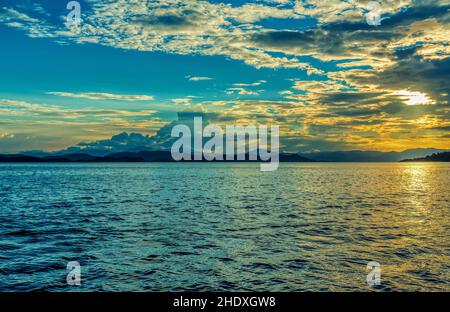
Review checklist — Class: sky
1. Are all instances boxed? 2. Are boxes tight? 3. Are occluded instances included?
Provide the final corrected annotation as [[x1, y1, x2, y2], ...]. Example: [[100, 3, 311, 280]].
[[0, 0, 449, 153]]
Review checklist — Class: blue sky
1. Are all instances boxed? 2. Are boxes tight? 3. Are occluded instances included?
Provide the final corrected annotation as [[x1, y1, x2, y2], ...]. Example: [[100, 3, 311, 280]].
[[0, 0, 449, 153]]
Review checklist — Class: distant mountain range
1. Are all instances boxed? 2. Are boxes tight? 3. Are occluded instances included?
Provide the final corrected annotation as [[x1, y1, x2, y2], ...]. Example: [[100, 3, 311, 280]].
[[1, 148, 449, 163], [0, 151, 314, 163], [299, 148, 449, 162], [401, 152, 450, 162]]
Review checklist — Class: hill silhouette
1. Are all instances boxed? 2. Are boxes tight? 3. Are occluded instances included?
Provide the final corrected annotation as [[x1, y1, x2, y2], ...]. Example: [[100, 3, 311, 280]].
[[0, 151, 315, 163], [300, 148, 449, 162], [401, 152, 450, 162]]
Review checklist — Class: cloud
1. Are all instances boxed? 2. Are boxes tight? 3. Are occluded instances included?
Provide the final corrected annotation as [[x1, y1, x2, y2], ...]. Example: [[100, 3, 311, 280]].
[[225, 80, 267, 95], [0, 99, 157, 119], [226, 88, 260, 95], [186, 76, 214, 81], [377, 51, 450, 103], [66, 132, 162, 155], [171, 98, 193, 104], [0, 132, 15, 139], [292, 0, 419, 24], [0, 7, 38, 23], [232, 80, 267, 87], [47, 92, 154, 101]]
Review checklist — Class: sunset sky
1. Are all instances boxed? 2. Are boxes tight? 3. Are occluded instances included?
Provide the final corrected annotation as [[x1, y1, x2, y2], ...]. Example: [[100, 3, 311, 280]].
[[0, 0, 449, 153]]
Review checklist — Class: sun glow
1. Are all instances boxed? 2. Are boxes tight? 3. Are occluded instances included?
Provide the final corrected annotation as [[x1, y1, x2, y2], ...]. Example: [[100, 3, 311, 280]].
[[394, 90, 434, 105]]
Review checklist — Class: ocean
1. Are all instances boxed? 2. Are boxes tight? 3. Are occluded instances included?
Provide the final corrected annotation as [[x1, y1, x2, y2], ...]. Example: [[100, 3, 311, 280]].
[[0, 163, 449, 291]]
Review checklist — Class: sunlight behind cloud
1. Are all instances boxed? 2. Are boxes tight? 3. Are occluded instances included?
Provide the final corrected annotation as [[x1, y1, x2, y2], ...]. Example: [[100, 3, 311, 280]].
[[393, 90, 435, 105]]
